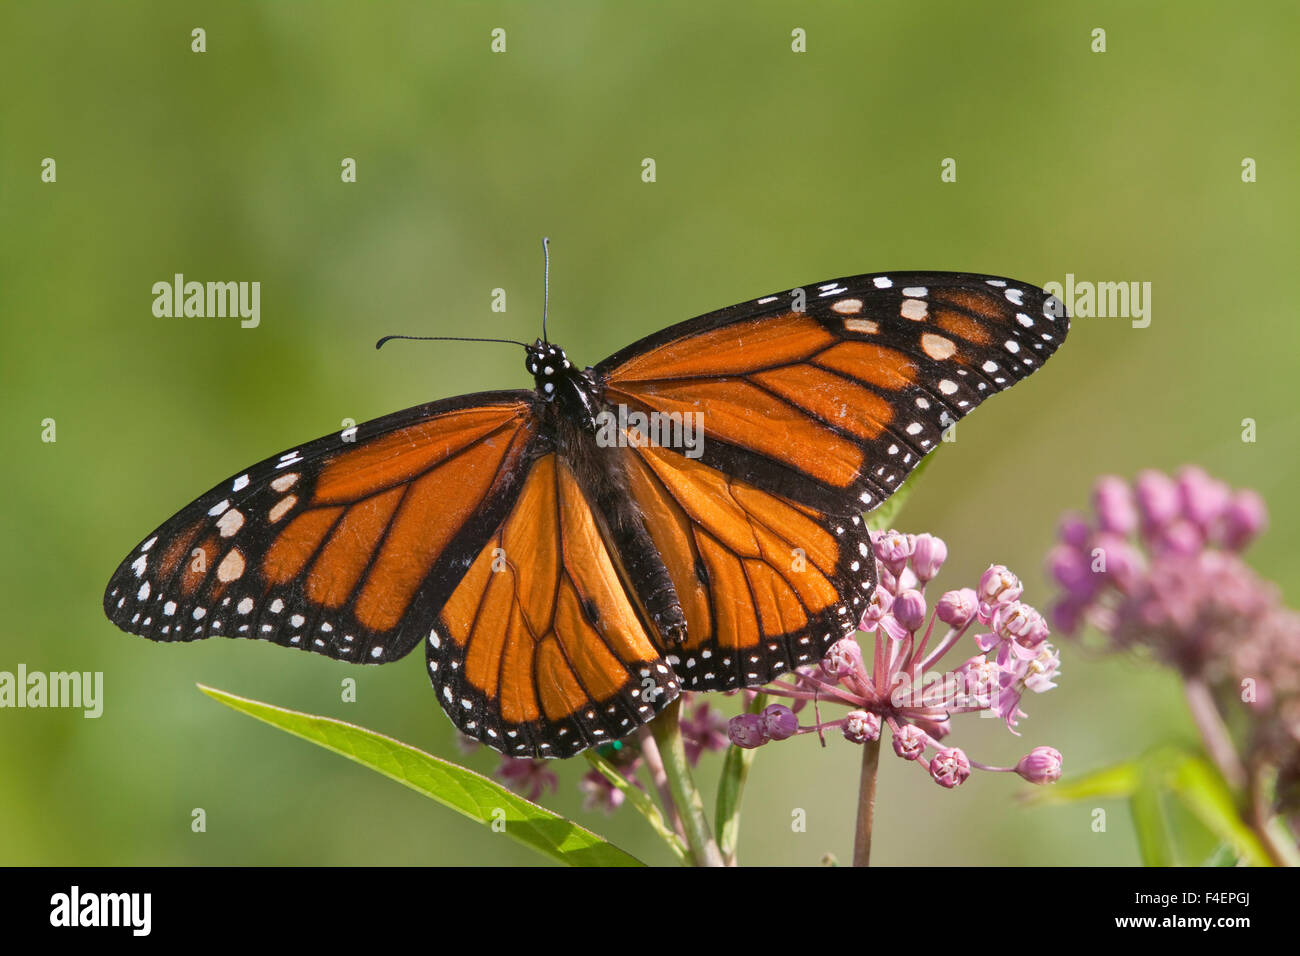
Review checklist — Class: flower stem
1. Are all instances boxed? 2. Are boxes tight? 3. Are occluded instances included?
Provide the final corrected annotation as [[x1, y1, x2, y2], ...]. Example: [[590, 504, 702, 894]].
[[651, 698, 725, 867], [1248, 765, 1300, 867], [853, 735, 882, 866], [637, 725, 687, 844], [1182, 677, 1246, 791]]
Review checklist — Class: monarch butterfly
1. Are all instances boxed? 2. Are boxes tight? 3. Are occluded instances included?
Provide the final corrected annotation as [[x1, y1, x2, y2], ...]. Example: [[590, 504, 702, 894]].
[[104, 263, 1069, 758]]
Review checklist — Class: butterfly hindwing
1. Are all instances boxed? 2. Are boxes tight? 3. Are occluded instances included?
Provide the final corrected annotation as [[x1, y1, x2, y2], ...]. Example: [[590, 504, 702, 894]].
[[617, 442, 875, 691], [429, 454, 680, 758], [104, 392, 543, 664]]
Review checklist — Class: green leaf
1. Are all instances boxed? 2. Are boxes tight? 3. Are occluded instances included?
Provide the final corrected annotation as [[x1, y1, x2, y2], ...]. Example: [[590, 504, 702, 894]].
[[1201, 843, 1241, 867], [1020, 759, 1139, 805], [1029, 748, 1275, 867], [1129, 774, 1175, 867], [1166, 751, 1271, 867], [715, 692, 765, 865], [866, 448, 940, 533], [582, 749, 688, 863], [199, 684, 644, 867]]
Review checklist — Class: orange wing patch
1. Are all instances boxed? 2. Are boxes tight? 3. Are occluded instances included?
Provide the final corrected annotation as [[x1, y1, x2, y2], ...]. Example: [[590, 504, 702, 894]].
[[313, 405, 524, 504], [609, 313, 834, 382], [430, 454, 679, 758], [604, 314, 934, 494], [621, 442, 859, 689]]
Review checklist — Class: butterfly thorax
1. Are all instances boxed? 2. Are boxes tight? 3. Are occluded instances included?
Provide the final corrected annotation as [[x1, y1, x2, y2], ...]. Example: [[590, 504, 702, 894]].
[[526, 339, 602, 432]]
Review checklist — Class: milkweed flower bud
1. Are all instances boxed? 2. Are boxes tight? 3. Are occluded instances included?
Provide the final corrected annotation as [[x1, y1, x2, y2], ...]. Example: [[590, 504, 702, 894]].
[[936, 588, 977, 628], [842, 710, 881, 743], [929, 747, 971, 788], [1058, 512, 1092, 548], [892, 723, 926, 760], [1016, 746, 1063, 784], [892, 589, 927, 633], [911, 533, 948, 582], [1135, 469, 1181, 529], [761, 704, 799, 741], [728, 713, 768, 749], [1177, 466, 1231, 534], [1222, 490, 1267, 550], [1093, 475, 1138, 535]]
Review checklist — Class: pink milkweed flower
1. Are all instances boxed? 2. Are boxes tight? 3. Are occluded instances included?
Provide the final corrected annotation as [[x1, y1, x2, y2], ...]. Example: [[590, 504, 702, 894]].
[[680, 700, 730, 764], [859, 586, 894, 630], [1135, 469, 1181, 530], [978, 565, 1023, 622], [843, 710, 881, 743], [1222, 490, 1267, 550], [1023, 642, 1063, 694], [977, 601, 1050, 664], [1047, 468, 1300, 814], [873, 530, 915, 577], [496, 756, 558, 800], [735, 535, 1060, 792], [579, 768, 627, 814], [1093, 475, 1139, 535], [823, 636, 865, 678], [1177, 466, 1231, 535]]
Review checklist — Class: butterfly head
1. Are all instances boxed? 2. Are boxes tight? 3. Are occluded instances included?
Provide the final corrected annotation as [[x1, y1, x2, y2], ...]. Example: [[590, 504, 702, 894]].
[[526, 339, 573, 401]]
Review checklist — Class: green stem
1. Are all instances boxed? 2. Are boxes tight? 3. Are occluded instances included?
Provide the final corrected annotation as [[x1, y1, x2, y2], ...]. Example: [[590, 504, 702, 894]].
[[852, 735, 881, 866], [636, 725, 686, 843], [651, 698, 725, 867], [583, 750, 689, 863], [715, 692, 765, 866]]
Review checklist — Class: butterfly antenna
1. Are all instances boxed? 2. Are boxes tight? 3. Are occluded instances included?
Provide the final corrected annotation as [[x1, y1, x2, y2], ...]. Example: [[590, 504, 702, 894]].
[[541, 236, 551, 344], [375, 334, 529, 350]]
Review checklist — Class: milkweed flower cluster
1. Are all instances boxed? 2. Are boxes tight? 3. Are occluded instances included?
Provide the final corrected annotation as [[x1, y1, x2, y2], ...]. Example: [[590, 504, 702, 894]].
[[729, 531, 1064, 789], [1048, 467, 1300, 813]]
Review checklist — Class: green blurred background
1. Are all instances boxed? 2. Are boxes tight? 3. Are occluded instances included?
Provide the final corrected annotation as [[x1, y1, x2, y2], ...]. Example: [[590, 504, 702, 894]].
[[2, 2, 1296, 866]]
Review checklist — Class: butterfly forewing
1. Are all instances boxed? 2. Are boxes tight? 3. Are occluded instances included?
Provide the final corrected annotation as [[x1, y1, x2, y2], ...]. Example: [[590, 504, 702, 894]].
[[598, 271, 1068, 517], [104, 392, 542, 664]]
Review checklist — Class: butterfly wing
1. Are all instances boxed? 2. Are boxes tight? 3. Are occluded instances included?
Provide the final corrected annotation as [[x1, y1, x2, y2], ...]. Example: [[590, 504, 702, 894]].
[[592, 271, 1069, 686], [429, 453, 680, 758], [103, 391, 545, 664], [617, 441, 873, 690], [596, 271, 1068, 518]]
